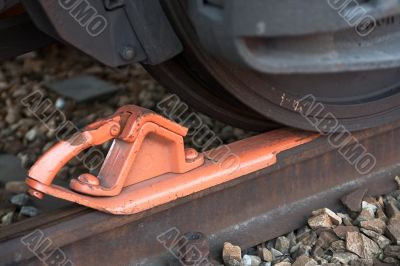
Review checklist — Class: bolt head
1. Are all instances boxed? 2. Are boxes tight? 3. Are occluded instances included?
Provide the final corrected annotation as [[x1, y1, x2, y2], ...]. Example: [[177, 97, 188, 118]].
[[121, 46, 135, 61], [28, 188, 44, 199], [110, 125, 121, 136], [78, 174, 100, 186], [185, 148, 199, 161]]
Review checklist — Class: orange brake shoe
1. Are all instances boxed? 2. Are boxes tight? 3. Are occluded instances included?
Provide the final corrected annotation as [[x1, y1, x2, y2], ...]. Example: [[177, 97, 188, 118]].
[[26, 105, 318, 215]]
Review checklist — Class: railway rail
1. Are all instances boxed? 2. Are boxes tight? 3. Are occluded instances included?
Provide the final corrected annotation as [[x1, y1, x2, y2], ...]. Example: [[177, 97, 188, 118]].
[[0, 119, 399, 265]]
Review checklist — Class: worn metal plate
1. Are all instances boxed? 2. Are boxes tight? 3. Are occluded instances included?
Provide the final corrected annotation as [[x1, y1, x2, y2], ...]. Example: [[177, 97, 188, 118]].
[[45, 76, 117, 102]]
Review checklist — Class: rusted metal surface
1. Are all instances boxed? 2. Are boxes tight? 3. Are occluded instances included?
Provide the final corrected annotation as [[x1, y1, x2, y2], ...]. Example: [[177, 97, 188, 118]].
[[26, 105, 314, 214], [1, 121, 400, 265]]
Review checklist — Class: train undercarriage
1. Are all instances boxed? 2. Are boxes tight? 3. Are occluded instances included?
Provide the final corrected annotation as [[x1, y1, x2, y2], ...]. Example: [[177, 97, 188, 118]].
[[2, 0, 400, 132]]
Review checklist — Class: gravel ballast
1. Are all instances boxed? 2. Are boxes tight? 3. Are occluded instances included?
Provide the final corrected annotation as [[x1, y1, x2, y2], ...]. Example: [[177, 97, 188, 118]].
[[222, 177, 400, 266]]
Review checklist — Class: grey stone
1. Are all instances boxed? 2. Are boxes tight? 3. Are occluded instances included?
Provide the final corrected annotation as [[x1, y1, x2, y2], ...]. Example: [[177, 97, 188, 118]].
[[337, 213, 353, 226], [330, 240, 347, 252], [308, 213, 333, 229], [5, 106, 20, 124], [333, 225, 359, 240], [355, 208, 375, 224], [0, 81, 8, 90], [266, 240, 274, 250], [25, 128, 38, 142], [242, 255, 261, 266], [296, 226, 311, 239], [275, 258, 291, 264], [346, 232, 380, 259], [360, 228, 391, 249], [314, 258, 328, 265], [55, 98, 66, 109], [385, 200, 400, 219], [297, 229, 317, 246], [270, 248, 283, 260], [289, 243, 300, 255], [373, 259, 393, 266], [316, 230, 339, 249], [386, 217, 400, 245], [273, 262, 291, 266], [341, 188, 368, 212], [1, 211, 13, 225], [382, 257, 399, 264], [223, 242, 242, 266], [383, 245, 400, 258], [5, 181, 28, 194], [362, 201, 378, 214], [388, 191, 400, 203], [311, 208, 342, 225], [376, 208, 388, 222], [286, 231, 297, 248], [320, 255, 333, 263], [395, 176, 400, 189], [331, 252, 359, 264], [20, 206, 38, 217], [300, 231, 317, 247], [275, 236, 290, 254], [364, 196, 383, 209], [0, 205, 15, 218], [291, 244, 311, 259], [349, 258, 374, 266], [360, 218, 386, 234], [225, 259, 242, 266], [292, 256, 317, 266], [10, 193, 29, 206], [257, 246, 272, 262]]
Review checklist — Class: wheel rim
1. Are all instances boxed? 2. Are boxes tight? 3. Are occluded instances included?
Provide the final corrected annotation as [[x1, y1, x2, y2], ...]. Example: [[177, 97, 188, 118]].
[[159, 0, 400, 132]]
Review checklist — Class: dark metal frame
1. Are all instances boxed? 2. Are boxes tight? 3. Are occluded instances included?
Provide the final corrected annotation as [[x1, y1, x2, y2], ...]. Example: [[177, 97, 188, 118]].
[[0, 13, 54, 60], [1, 0, 183, 66]]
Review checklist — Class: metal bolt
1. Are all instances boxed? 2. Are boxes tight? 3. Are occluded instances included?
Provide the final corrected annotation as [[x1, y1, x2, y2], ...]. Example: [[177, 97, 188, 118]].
[[28, 188, 44, 199], [77, 174, 100, 186], [185, 148, 199, 161], [121, 46, 135, 61], [110, 125, 120, 136]]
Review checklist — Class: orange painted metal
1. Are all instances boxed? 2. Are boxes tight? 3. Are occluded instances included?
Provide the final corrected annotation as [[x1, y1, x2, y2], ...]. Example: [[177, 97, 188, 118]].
[[27, 105, 204, 198], [26, 105, 318, 215]]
